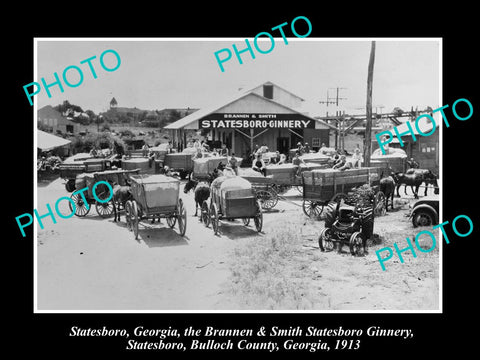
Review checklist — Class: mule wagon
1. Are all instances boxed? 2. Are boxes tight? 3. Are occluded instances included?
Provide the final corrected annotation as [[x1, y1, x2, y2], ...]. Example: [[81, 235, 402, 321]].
[[125, 174, 187, 239], [202, 177, 263, 235]]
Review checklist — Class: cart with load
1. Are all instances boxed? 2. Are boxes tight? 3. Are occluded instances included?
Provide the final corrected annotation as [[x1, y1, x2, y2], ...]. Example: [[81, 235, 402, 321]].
[[239, 173, 278, 210], [192, 156, 228, 181], [201, 176, 263, 235], [301, 167, 385, 219], [265, 162, 329, 194], [164, 150, 195, 179], [69, 168, 139, 218], [59, 153, 113, 192], [125, 174, 187, 239]]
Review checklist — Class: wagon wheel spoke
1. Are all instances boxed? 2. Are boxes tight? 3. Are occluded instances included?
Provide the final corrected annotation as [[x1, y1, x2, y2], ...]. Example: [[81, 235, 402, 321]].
[[302, 200, 324, 218], [95, 200, 114, 218], [70, 193, 90, 217]]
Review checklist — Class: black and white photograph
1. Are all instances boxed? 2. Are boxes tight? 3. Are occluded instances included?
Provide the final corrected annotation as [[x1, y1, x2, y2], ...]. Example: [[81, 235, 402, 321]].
[[8, 7, 478, 356], [33, 38, 441, 312]]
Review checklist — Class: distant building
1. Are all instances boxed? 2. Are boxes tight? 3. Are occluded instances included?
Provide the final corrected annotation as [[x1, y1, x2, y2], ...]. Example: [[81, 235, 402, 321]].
[[110, 97, 118, 109], [38, 105, 79, 135]]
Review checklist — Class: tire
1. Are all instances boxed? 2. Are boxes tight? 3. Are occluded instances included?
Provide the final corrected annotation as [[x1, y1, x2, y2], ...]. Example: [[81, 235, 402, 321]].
[[132, 201, 139, 240], [318, 228, 334, 252], [360, 207, 374, 240], [201, 200, 210, 227], [302, 200, 324, 218], [323, 202, 337, 229], [253, 201, 263, 232], [256, 189, 278, 210], [349, 231, 365, 256], [177, 198, 187, 236], [65, 179, 76, 192], [374, 191, 386, 216], [412, 210, 435, 227], [125, 200, 132, 231], [95, 200, 115, 218], [210, 202, 219, 235], [69, 193, 91, 217]]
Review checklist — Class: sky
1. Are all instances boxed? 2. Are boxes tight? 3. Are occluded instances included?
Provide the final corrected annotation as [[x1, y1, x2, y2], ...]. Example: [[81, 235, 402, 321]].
[[35, 38, 441, 117]]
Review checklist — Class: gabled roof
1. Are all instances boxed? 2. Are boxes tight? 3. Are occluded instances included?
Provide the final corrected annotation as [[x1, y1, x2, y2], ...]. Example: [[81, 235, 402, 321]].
[[165, 87, 335, 130], [243, 80, 305, 102], [37, 130, 71, 151]]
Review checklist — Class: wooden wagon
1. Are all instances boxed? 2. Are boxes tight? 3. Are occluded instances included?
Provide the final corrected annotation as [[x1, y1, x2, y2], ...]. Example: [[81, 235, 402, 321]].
[[201, 177, 263, 235], [69, 168, 139, 218], [192, 156, 228, 181], [301, 167, 385, 218], [265, 162, 329, 194], [239, 174, 279, 210], [125, 174, 187, 239], [164, 152, 195, 179], [59, 155, 112, 192]]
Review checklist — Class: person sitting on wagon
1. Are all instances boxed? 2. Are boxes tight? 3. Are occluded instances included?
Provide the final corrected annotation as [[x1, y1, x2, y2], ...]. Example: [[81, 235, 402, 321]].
[[292, 150, 306, 177], [193, 147, 203, 160], [278, 152, 287, 165], [296, 142, 305, 155], [332, 155, 347, 170], [351, 147, 363, 168], [220, 143, 229, 157], [407, 157, 419, 169], [227, 153, 239, 175], [304, 142, 311, 154], [252, 153, 267, 177]]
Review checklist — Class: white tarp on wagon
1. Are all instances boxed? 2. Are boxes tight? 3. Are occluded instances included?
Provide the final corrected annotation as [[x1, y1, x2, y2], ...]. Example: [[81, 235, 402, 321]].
[[37, 130, 71, 152]]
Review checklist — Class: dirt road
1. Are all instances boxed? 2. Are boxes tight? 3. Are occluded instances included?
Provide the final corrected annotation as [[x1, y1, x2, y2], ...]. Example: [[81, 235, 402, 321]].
[[36, 177, 439, 311]]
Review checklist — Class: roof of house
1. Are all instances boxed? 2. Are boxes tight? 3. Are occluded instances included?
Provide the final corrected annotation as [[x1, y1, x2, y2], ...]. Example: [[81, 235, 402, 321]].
[[38, 105, 75, 126]]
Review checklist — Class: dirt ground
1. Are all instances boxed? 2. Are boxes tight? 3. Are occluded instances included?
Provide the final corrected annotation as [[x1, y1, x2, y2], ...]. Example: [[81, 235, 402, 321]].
[[36, 177, 439, 311]]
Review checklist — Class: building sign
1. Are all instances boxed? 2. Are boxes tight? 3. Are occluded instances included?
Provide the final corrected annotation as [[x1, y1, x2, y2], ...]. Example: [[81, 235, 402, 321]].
[[199, 113, 315, 129]]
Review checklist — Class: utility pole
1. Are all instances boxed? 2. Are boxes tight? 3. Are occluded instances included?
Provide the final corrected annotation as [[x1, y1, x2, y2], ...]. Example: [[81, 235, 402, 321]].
[[364, 41, 376, 167]]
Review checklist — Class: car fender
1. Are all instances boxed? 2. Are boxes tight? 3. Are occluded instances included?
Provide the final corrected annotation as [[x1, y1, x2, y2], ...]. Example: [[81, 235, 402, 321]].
[[410, 204, 438, 223]]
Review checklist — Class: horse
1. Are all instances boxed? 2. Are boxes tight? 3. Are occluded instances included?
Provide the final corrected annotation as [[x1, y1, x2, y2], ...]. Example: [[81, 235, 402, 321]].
[[392, 172, 424, 199], [406, 169, 439, 196], [112, 183, 132, 222], [183, 174, 210, 218], [379, 175, 396, 211]]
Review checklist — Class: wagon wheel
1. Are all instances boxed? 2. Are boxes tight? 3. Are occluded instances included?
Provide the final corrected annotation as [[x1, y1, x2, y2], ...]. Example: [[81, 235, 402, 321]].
[[242, 218, 250, 226], [256, 189, 278, 210], [176, 198, 187, 236], [318, 228, 334, 252], [201, 200, 210, 227], [95, 200, 114, 218], [69, 192, 91, 217], [132, 201, 139, 240], [302, 200, 324, 218], [210, 202, 219, 235], [94, 182, 112, 202], [253, 201, 263, 232], [295, 185, 304, 195], [166, 215, 177, 228], [374, 191, 386, 217], [125, 200, 132, 231], [349, 231, 366, 256]]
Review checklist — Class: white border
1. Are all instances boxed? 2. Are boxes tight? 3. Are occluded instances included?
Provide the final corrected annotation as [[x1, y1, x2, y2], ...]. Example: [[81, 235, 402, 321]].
[[33, 37, 443, 314]]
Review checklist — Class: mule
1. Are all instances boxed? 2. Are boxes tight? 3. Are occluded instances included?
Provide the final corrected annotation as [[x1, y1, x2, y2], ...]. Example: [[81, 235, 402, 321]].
[[184, 174, 211, 218], [393, 172, 423, 199], [406, 169, 439, 196]]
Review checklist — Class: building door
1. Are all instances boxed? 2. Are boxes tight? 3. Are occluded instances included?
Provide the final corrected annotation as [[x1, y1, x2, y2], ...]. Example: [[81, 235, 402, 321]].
[[290, 130, 303, 150], [277, 137, 289, 155]]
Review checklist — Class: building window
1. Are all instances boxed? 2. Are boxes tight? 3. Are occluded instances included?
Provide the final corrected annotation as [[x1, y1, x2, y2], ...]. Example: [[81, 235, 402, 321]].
[[263, 84, 273, 99], [311, 138, 320, 147]]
